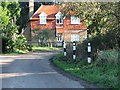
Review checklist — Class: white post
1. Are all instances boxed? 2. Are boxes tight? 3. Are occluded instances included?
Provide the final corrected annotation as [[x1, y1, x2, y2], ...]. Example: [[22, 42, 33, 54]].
[[87, 42, 91, 63], [73, 41, 76, 61], [63, 41, 66, 56]]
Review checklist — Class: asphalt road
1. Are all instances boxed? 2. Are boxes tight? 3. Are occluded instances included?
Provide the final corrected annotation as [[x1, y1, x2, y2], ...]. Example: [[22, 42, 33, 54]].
[[0, 51, 84, 88]]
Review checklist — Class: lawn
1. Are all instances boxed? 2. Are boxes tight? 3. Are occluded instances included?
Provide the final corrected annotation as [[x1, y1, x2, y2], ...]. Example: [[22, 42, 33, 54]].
[[52, 49, 119, 88], [1, 46, 62, 54], [1, 49, 29, 55], [32, 46, 62, 51]]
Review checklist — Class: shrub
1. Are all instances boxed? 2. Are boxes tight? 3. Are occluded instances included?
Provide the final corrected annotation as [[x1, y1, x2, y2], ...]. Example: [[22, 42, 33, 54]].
[[14, 35, 32, 51], [2, 37, 14, 52], [96, 49, 118, 68], [89, 29, 119, 51]]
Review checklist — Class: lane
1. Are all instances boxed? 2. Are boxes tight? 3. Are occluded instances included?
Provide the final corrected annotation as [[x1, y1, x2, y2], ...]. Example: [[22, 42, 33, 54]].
[[1, 52, 84, 88]]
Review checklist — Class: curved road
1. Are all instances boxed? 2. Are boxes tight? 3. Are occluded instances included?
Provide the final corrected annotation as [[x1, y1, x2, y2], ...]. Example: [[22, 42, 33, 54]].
[[1, 51, 84, 88]]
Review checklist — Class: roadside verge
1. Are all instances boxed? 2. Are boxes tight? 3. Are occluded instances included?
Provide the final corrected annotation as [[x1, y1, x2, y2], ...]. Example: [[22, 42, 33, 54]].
[[49, 55, 100, 88]]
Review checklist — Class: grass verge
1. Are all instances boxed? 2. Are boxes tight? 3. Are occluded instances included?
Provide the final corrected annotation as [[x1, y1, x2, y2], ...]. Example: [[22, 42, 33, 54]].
[[32, 46, 61, 51], [1, 50, 29, 54], [52, 49, 118, 88]]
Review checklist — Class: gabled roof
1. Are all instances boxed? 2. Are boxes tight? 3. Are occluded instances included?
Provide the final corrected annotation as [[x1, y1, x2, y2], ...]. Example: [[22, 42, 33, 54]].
[[30, 5, 87, 30], [38, 12, 47, 16], [55, 11, 62, 16], [31, 5, 61, 20]]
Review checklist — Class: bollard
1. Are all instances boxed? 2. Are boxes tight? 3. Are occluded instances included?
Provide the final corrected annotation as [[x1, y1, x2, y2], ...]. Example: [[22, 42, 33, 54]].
[[73, 41, 76, 61], [63, 41, 66, 56], [87, 42, 91, 63]]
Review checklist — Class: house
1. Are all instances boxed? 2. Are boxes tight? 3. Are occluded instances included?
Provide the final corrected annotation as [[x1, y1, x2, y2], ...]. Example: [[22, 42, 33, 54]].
[[29, 5, 87, 44]]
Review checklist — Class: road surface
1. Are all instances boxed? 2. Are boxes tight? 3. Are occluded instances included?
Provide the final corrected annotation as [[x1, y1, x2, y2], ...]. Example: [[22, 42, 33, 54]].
[[0, 51, 84, 88]]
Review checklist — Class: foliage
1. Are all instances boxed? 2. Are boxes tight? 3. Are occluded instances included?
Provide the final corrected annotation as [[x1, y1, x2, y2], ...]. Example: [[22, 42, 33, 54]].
[[62, 2, 119, 50], [15, 35, 26, 50], [33, 28, 55, 47], [2, 23, 18, 52], [0, 2, 31, 53], [7, 2, 21, 19], [0, 4, 9, 28], [53, 49, 118, 88], [62, 2, 119, 35], [14, 35, 32, 51], [89, 29, 119, 51]]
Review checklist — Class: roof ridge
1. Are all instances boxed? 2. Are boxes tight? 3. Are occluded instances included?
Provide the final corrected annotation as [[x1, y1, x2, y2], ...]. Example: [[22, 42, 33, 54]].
[[30, 5, 43, 19]]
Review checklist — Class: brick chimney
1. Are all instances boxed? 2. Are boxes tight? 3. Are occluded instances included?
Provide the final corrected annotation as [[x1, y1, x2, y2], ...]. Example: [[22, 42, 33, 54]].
[[29, 0, 34, 18]]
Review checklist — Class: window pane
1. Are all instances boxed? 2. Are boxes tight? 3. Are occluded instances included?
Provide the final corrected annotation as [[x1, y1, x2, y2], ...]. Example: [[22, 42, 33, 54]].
[[71, 34, 80, 42], [57, 19, 59, 23], [40, 18, 46, 24], [56, 15, 63, 24], [71, 16, 80, 24]]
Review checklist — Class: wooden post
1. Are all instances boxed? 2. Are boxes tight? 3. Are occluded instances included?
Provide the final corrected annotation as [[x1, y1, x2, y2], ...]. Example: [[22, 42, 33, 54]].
[[87, 42, 92, 63], [63, 41, 66, 57], [73, 41, 76, 61]]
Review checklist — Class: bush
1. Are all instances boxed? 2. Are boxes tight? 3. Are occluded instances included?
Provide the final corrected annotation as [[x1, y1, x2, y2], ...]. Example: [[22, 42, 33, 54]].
[[14, 35, 32, 51], [96, 49, 118, 68], [2, 37, 14, 52], [27, 44, 32, 51], [89, 30, 119, 51]]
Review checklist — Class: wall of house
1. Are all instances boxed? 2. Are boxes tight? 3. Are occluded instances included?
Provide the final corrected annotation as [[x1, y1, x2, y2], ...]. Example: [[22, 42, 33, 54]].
[[79, 30, 87, 42], [64, 30, 87, 42], [30, 18, 86, 31], [30, 17, 87, 43], [30, 19, 56, 30]]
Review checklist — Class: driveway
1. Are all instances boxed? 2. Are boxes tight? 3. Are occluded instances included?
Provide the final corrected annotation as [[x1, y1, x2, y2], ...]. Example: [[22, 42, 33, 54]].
[[0, 51, 84, 88]]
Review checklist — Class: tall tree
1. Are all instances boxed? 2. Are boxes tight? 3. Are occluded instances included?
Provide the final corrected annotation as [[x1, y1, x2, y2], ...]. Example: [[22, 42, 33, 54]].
[[0, 2, 21, 52], [61, 2, 119, 49], [62, 2, 119, 36]]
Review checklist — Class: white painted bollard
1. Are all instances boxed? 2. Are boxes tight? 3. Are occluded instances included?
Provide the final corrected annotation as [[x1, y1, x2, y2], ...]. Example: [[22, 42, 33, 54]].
[[73, 41, 76, 61], [87, 42, 91, 63], [63, 41, 66, 56]]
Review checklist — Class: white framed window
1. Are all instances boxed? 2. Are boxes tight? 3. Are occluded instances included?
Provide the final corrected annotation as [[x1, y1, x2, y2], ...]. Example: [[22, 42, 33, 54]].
[[71, 34, 80, 42], [55, 12, 63, 24], [39, 12, 47, 24], [71, 16, 80, 24], [40, 16, 46, 24]]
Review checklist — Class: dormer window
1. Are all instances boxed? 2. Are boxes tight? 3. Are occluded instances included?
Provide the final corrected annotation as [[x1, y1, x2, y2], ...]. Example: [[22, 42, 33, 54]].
[[39, 12, 47, 24], [71, 16, 80, 24], [55, 12, 63, 24]]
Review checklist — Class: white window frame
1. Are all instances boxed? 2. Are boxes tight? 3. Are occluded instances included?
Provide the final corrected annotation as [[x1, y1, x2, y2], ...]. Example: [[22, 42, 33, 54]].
[[71, 34, 80, 42], [55, 12, 63, 24], [39, 12, 47, 24], [71, 16, 80, 24]]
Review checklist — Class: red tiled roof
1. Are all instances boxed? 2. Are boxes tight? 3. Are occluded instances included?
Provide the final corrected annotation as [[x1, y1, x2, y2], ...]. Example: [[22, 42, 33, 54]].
[[31, 5, 61, 19], [30, 5, 87, 30]]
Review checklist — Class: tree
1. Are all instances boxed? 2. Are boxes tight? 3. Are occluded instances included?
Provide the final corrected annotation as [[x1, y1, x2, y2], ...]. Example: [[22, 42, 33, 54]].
[[62, 2, 119, 35], [61, 2, 119, 48], [18, 1, 54, 33], [0, 2, 31, 52], [33, 28, 55, 47]]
